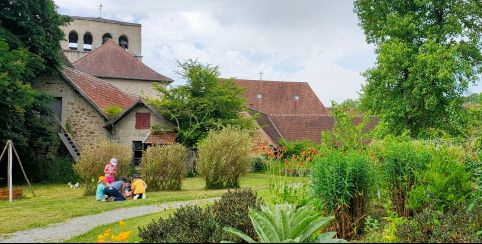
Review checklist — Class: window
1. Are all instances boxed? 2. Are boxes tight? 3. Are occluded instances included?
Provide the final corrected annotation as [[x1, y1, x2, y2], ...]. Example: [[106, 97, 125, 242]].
[[294, 95, 300, 101], [83, 32, 93, 51], [256, 94, 262, 99], [68, 31, 78, 50], [119, 35, 128, 49], [135, 113, 151, 129], [102, 33, 112, 44], [133, 141, 143, 166]]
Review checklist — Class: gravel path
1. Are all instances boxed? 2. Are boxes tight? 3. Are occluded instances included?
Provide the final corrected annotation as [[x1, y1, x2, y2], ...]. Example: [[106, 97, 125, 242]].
[[0, 198, 218, 243]]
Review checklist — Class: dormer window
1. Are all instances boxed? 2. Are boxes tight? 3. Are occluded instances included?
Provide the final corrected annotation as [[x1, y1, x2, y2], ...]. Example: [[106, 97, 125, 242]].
[[294, 95, 300, 101], [257, 94, 262, 99], [68, 31, 78, 50]]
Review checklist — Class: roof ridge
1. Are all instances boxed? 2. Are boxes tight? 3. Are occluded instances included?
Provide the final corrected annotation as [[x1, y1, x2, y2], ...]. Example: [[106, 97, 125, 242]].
[[230, 78, 309, 84], [72, 40, 113, 65]]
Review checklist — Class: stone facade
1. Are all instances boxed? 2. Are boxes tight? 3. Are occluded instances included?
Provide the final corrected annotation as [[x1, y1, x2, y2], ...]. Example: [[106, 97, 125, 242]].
[[111, 105, 174, 145], [33, 75, 109, 148], [61, 16, 142, 63], [101, 78, 166, 99]]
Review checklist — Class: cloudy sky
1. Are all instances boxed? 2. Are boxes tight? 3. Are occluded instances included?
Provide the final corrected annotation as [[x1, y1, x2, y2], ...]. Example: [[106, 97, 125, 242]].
[[54, 0, 481, 105]]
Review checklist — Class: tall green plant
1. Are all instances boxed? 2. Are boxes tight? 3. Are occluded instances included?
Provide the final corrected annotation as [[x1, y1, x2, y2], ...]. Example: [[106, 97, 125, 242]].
[[369, 137, 431, 217], [408, 144, 474, 212], [223, 204, 346, 243], [312, 150, 373, 239]]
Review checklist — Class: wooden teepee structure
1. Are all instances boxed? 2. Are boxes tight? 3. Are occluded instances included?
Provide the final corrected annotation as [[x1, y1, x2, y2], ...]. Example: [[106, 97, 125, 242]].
[[0, 140, 35, 206]]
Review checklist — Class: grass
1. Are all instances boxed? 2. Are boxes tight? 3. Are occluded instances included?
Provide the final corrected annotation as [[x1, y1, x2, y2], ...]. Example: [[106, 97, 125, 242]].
[[0, 173, 272, 234]]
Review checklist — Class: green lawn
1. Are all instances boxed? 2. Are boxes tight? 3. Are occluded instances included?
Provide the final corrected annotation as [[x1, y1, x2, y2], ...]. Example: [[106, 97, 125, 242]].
[[0, 173, 272, 234], [65, 209, 176, 243]]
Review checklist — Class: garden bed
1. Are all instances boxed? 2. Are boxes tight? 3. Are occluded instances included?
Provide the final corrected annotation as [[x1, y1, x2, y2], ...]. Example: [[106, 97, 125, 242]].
[[0, 187, 23, 200]]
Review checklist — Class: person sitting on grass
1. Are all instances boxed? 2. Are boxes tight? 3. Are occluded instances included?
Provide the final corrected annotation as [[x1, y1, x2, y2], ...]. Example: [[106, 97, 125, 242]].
[[104, 176, 126, 202], [123, 179, 133, 199], [96, 176, 108, 201], [132, 174, 147, 200]]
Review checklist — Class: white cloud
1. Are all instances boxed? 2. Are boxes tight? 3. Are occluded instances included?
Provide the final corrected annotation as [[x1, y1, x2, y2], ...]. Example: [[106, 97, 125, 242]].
[[55, 0, 380, 105]]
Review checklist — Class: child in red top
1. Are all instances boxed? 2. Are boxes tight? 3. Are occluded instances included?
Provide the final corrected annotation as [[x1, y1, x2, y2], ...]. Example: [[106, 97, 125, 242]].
[[104, 158, 117, 184]]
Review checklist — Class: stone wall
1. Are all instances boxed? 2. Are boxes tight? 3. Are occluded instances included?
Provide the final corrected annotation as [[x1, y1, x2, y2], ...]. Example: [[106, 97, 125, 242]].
[[101, 78, 166, 99], [111, 105, 174, 145], [60, 17, 142, 63], [33, 75, 109, 148]]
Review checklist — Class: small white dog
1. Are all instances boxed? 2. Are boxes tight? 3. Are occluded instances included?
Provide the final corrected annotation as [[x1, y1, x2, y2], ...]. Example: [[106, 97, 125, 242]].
[[67, 182, 80, 189]]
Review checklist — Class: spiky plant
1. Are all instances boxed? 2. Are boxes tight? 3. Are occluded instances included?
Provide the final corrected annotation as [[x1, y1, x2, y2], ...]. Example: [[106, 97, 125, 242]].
[[222, 204, 347, 243]]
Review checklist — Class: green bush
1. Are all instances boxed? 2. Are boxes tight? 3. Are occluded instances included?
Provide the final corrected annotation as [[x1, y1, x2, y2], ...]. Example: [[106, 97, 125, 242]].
[[211, 189, 262, 242], [139, 189, 262, 243], [408, 145, 473, 212], [105, 105, 123, 119], [223, 204, 347, 243], [197, 127, 253, 189], [250, 156, 267, 173], [396, 205, 482, 243], [312, 150, 373, 240], [42, 156, 80, 183], [74, 141, 132, 195], [369, 137, 431, 217], [140, 144, 188, 191], [139, 205, 218, 243]]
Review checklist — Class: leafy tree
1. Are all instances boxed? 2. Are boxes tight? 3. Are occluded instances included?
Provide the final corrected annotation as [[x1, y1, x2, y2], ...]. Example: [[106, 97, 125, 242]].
[[354, 0, 482, 137], [0, 0, 70, 182], [149, 59, 255, 147]]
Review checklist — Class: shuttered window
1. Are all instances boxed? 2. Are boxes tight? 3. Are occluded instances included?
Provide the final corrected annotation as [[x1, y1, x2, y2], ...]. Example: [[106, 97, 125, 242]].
[[135, 113, 151, 129]]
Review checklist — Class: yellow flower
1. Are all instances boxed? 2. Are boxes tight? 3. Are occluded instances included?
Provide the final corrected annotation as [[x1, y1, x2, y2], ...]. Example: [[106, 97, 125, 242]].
[[118, 220, 126, 227]]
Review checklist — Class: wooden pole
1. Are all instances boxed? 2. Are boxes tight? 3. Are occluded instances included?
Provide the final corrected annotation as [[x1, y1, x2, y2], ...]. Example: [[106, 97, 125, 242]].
[[12, 143, 35, 197], [0, 141, 8, 162], [8, 140, 13, 207]]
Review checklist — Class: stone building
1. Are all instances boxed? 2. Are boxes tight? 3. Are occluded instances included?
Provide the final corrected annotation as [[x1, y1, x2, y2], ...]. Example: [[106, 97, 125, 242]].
[[34, 16, 175, 163], [60, 16, 142, 63]]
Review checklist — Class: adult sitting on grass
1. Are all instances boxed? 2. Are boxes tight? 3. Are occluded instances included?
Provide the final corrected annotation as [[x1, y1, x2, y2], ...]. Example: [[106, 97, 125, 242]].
[[132, 174, 147, 200], [104, 176, 127, 202]]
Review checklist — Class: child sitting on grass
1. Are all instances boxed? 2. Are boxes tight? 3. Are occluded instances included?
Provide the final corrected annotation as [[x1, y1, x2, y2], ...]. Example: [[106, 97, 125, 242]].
[[131, 174, 147, 200], [96, 176, 108, 201]]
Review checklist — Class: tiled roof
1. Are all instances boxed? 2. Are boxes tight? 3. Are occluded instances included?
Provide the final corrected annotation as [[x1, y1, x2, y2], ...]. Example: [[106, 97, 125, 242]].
[[73, 40, 173, 82], [232, 79, 329, 115], [144, 132, 177, 145], [269, 115, 334, 144], [61, 66, 138, 117]]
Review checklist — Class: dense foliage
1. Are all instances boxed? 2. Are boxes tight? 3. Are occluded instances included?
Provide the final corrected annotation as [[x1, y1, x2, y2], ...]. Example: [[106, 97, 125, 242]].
[[354, 0, 482, 137], [408, 144, 473, 212], [0, 0, 70, 182], [140, 144, 188, 191], [312, 150, 373, 239], [223, 204, 346, 243], [197, 127, 253, 189], [149, 60, 255, 147], [396, 204, 482, 243], [369, 137, 431, 217], [139, 189, 261, 243], [74, 141, 132, 195]]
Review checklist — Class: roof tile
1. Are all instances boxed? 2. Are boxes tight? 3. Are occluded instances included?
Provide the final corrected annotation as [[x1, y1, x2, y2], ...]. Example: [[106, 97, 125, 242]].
[[73, 40, 173, 82], [62, 66, 138, 115]]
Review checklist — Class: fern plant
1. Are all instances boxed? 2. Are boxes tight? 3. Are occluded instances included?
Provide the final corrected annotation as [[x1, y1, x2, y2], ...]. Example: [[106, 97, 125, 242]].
[[222, 204, 346, 243]]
